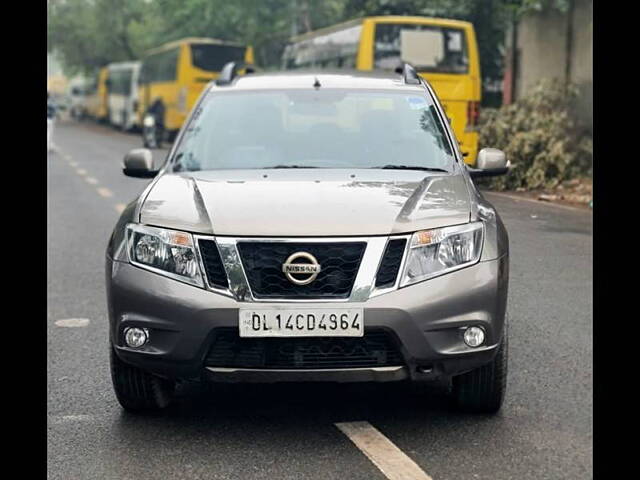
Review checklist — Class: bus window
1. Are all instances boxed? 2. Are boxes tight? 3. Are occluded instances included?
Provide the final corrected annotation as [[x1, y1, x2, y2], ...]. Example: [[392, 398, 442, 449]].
[[190, 44, 246, 71], [374, 24, 468, 74], [283, 23, 362, 70], [110, 70, 133, 96], [141, 48, 179, 84], [157, 49, 179, 82]]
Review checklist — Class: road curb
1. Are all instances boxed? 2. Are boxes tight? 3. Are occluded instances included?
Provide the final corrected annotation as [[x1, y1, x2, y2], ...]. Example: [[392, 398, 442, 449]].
[[483, 191, 592, 213]]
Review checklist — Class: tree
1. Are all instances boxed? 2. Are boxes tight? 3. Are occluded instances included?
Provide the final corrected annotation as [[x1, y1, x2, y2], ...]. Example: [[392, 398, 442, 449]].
[[48, 0, 164, 74]]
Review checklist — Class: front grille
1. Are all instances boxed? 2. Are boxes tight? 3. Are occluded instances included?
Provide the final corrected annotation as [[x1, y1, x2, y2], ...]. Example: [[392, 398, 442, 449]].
[[237, 242, 366, 299], [198, 239, 229, 289], [204, 328, 404, 369], [375, 239, 407, 288]]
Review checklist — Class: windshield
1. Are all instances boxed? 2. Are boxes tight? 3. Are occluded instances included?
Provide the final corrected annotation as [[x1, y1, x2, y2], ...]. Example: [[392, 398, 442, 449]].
[[172, 89, 455, 172], [374, 24, 469, 74], [109, 69, 134, 96], [190, 44, 246, 72]]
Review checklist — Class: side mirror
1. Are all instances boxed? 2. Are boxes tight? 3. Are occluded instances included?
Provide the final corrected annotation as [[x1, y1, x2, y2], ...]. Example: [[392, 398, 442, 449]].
[[468, 148, 508, 178], [123, 149, 158, 178]]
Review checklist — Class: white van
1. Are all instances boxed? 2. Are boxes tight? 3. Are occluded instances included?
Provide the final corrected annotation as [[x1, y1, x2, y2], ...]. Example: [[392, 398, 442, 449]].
[[107, 62, 141, 131]]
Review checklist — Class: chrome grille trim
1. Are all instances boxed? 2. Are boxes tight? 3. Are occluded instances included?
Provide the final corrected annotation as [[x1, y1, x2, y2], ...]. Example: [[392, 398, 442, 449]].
[[194, 235, 408, 303]]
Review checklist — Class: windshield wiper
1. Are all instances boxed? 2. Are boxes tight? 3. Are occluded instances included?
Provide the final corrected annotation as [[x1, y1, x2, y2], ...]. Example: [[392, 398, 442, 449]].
[[372, 165, 449, 172], [264, 165, 320, 169]]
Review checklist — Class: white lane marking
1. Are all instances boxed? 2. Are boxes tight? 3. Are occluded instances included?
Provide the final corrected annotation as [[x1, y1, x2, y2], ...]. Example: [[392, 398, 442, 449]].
[[69, 160, 78, 167], [75, 168, 87, 176], [54, 318, 90, 328], [335, 421, 432, 480], [85, 177, 98, 185], [484, 191, 590, 213], [49, 414, 96, 425], [97, 187, 113, 198], [115, 203, 126, 213]]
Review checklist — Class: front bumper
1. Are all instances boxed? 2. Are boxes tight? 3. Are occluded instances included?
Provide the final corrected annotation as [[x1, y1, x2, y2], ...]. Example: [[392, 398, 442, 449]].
[[106, 255, 508, 383]]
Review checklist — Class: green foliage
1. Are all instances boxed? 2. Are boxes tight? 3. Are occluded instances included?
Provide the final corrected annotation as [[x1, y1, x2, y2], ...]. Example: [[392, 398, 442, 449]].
[[478, 78, 592, 190], [150, 0, 286, 67], [517, 0, 571, 14], [47, 0, 165, 75]]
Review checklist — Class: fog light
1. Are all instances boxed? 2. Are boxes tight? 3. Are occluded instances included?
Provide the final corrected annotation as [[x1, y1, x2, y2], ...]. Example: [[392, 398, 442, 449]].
[[124, 327, 148, 348], [463, 326, 485, 348]]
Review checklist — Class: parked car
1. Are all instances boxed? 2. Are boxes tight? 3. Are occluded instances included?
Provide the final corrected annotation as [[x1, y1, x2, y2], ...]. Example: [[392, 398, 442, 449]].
[[106, 64, 510, 414]]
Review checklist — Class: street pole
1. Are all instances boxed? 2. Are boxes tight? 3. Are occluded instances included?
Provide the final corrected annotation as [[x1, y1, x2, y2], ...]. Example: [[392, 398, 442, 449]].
[[510, 10, 518, 103], [291, 0, 298, 37], [565, 0, 575, 86]]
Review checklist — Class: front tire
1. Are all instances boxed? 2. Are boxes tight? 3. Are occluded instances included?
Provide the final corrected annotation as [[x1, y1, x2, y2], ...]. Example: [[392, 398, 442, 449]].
[[452, 320, 508, 414], [109, 346, 175, 412]]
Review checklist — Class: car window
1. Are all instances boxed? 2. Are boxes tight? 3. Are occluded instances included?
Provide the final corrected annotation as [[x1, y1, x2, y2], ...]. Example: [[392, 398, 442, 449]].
[[173, 89, 455, 171]]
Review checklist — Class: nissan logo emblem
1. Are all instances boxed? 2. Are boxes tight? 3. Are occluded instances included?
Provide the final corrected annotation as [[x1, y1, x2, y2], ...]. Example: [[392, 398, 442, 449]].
[[282, 252, 321, 285]]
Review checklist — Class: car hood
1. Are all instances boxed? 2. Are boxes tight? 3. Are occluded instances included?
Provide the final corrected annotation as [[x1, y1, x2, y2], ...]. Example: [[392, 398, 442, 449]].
[[139, 169, 472, 236]]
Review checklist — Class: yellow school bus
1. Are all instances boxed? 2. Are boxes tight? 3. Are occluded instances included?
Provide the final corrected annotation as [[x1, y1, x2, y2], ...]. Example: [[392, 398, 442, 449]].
[[138, 37, 255, 148], [85, 67, 109, 122], [282, 16, 481, 165]]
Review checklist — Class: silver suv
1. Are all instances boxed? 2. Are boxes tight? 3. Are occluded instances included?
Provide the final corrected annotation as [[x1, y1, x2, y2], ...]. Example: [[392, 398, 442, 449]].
[[106, 64, 510, 413]]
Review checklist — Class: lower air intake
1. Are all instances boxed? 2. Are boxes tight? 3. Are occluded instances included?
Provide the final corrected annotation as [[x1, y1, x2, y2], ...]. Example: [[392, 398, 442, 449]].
[[204, 328, 404, 369]]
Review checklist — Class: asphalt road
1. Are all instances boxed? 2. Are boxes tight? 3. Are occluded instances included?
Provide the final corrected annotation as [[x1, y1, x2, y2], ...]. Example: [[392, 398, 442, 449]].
[[47, 120, 593, 480]]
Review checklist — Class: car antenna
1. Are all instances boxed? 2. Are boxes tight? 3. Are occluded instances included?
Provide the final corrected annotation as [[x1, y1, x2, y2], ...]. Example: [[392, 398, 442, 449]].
[[313, 77, 321, 89]]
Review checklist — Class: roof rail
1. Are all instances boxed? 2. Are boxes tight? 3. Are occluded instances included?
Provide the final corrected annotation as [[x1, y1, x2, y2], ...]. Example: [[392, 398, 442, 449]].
[[216, 62, 239, 86], [395, 63, 421, 85], [216, 61, 256, 86]]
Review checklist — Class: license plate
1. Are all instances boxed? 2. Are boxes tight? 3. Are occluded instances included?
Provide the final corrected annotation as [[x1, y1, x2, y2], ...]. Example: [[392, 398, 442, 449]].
[[239, 308, 364, 338]]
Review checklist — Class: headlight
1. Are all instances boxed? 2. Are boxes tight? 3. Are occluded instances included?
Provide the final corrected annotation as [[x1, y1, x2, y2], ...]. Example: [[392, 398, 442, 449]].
[[400, 222, 483, 287], [126, 224, 204, 287], [143, 115, 155, 127]]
